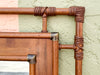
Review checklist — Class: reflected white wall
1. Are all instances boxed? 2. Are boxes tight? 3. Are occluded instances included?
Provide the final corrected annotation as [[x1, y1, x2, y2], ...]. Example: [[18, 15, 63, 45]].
[[0, 61, 29, 72]]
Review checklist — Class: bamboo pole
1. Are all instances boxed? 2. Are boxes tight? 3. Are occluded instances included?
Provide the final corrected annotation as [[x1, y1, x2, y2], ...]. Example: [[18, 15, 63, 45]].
[[42, 13, 48, 32], [0, 55, 27, 61], [0, 32, 51, 38], [53, 40, 59, 75], [0, 8, 69, 15], [75, 22, 83, 75], [30, 64, 35, 75], [59, 44, 75, 49]]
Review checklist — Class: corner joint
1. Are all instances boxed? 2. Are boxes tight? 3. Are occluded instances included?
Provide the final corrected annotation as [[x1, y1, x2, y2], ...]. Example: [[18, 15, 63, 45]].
[[27, 54, 36, 64], [51, 32, 59, 41], [69, 6, 85, 23]]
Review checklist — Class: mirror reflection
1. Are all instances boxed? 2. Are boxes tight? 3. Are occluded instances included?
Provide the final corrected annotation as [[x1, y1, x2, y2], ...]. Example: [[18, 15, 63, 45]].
[[0, 61, 29, 75]]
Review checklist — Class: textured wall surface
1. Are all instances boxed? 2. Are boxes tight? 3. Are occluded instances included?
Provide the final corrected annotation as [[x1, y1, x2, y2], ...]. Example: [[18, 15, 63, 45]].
[[19, 0, 100, 75]]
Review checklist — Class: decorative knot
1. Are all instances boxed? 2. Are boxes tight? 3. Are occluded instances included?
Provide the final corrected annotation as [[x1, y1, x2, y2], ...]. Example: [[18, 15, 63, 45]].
[[74, 36, 84, 52], [34, 7, 56, 16]]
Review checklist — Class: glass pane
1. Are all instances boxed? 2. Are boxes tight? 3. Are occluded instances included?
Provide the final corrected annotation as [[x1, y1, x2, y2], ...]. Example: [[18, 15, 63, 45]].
[[0, 61, 29, 75]]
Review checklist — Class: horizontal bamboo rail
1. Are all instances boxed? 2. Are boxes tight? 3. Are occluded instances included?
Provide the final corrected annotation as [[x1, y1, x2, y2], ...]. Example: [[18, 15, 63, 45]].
[[0, 32, 51, 38], [0, 8, 69, 15], [59, 44, 75, 49], [0, 55, 36, 64], [0, 55, 27, 61]]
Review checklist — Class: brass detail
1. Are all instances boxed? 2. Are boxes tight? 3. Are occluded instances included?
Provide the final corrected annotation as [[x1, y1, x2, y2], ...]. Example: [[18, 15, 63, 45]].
[[27, 54, 36, 64], [51, 32, 59, 41]]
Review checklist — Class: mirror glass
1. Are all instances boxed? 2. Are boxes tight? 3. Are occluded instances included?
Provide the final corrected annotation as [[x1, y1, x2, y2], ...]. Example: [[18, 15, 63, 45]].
[[0, 61, 29, 75]]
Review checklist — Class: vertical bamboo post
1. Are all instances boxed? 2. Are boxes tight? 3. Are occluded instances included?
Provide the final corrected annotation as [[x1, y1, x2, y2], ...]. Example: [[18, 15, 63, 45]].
[[53, 40, 59, 75], [42, 13, 48, 32], [28, 54, 36, 75], [51, 32, 59, 75], [68, 6, 85, 75], [30, 64, 35, 75], [75, 22, 83, 75]]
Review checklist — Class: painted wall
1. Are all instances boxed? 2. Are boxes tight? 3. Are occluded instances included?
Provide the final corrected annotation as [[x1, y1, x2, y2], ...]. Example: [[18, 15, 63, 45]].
[[19, 0, 100, 75], [0, 0, 19, 32], [0, 0, 100, 75]]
